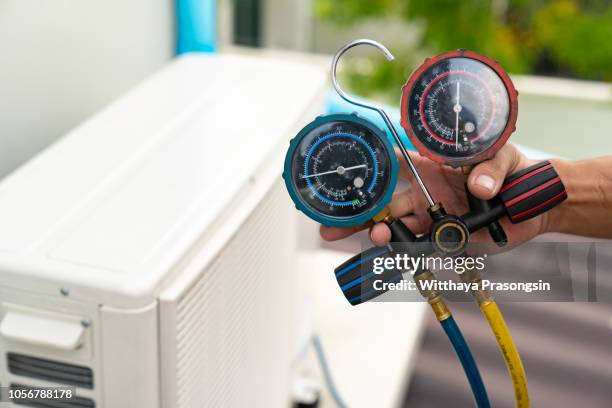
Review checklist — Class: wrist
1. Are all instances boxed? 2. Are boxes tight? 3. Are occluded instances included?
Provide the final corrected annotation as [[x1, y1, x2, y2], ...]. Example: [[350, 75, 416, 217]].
[[515, 155, 612, 238], [543, 157, 612, 236]]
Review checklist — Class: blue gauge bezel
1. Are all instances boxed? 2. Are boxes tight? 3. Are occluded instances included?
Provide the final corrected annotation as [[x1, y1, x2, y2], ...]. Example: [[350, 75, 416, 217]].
[[283, 113, 398, 227]]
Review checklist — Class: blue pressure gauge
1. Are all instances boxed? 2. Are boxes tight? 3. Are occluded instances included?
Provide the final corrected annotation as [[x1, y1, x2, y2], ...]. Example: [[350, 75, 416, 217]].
[[283, 113, 398, 227]]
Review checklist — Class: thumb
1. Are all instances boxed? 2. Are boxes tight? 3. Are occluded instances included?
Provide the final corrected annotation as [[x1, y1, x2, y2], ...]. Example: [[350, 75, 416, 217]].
[[467, 144, 523, 200]]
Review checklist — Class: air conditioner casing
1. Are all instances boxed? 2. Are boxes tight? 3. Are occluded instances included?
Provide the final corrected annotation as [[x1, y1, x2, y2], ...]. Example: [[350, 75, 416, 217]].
[[0, 52, 327, 407]]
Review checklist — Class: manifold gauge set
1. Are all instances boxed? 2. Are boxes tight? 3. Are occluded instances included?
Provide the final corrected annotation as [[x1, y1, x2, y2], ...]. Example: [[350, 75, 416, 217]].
[[283, 39, 568, 408]]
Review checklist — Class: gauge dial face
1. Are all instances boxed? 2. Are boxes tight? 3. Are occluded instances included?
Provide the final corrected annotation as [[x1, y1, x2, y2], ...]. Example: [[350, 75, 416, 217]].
[[401, 53, 516, 165], [287, 118, 395, 225]]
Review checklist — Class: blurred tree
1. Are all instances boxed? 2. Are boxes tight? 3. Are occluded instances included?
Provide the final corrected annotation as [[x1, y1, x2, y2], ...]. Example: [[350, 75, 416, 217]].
[[532, 0, 612, 79], [314, 0, 612, 100]]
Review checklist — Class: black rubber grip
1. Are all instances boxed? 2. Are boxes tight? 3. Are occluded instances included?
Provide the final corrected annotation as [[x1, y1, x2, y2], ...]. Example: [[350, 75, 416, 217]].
[[334, 245, 401, 305], [500, 161, 567, 224], [333, 218, 425, 306]]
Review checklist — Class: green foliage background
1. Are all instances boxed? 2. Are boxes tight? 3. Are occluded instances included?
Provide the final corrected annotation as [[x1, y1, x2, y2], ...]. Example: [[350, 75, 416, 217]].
[[314, 0, 612, 100]]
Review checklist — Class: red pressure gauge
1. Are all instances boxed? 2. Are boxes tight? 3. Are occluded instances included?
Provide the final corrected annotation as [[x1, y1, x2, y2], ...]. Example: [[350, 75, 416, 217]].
[[400, 49, 519, 167]]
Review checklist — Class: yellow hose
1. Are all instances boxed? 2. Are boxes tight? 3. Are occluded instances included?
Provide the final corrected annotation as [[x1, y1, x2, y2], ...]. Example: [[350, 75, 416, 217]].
[[480, 301, 530, 408]]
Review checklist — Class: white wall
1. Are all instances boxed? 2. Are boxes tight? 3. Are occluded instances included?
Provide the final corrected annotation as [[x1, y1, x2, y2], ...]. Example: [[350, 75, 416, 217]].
[[263, 0, 313, 51], [0, 0, 174, 178]]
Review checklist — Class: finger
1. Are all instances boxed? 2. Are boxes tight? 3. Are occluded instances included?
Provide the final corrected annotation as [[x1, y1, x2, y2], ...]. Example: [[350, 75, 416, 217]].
[[319, 222, 371, 241], [398, 214, 429, 236], [394, 148, 431, 180], [467, 144, 522, 200], [370, 223, 391, 246], [388, 189, 416, 218]]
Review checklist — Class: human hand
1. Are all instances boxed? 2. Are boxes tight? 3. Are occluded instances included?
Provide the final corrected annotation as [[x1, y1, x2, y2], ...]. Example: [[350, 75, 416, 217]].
[[320, 144, 548, 247]]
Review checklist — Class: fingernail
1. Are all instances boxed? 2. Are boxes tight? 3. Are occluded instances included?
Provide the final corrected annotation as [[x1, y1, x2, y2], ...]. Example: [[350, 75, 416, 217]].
[[475, 174, 496, 192]]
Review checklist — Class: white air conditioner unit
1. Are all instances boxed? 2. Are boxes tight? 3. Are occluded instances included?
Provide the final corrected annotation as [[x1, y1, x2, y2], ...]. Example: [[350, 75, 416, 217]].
[[0, 52, 327, 407]]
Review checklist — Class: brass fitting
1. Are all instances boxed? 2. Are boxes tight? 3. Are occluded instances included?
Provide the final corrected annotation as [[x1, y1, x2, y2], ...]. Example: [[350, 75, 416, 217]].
[[372, 206, 394, 225], [414, 270, 451, 321], [427, 203, 442, 215], [459, 268, 493, 306], [413, 270, 437, 299], [429, 298, 452, 321]]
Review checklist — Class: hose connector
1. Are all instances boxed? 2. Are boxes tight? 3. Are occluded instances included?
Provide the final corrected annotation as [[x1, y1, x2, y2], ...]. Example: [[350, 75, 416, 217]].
[[414, 270, 451, 321], [460, 268, 493, 306]]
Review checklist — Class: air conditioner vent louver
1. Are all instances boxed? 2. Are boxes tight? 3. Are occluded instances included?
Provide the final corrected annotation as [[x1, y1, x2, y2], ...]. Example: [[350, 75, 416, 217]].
[[7, 353, 94, 389], [8, 383, 95, 408]]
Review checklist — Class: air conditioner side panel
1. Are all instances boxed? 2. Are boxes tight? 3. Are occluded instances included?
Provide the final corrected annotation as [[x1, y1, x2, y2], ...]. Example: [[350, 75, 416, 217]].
[[159, 181, 297, 408]]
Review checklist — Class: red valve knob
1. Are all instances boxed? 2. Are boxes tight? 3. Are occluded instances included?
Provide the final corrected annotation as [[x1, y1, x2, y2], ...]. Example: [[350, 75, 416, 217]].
[[499, 161, 567, 224]]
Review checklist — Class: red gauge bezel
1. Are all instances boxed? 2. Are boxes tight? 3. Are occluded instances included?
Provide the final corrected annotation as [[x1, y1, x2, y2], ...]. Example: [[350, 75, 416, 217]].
[[400, 49, 519, 167]]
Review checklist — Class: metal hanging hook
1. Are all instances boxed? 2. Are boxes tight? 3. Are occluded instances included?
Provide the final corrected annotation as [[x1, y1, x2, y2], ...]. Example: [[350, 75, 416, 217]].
[[331, 39, 436, 207], [331, 39, 395, 112]]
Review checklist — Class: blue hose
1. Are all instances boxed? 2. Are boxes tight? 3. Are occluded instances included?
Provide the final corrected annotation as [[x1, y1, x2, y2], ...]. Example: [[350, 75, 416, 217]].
[[312, 335, 348, 408], [440, 316, 491, 408]]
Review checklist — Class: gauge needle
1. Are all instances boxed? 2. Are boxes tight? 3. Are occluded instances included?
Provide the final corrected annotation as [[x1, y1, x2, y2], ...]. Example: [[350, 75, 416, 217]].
[[301, 164, 367, 179], [454, 81, 462, 151]]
